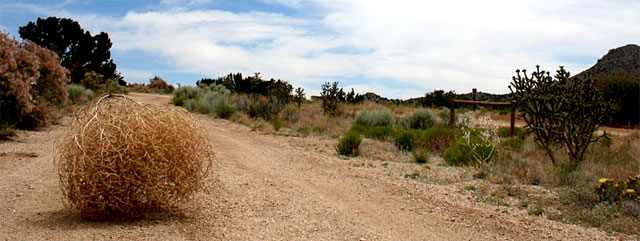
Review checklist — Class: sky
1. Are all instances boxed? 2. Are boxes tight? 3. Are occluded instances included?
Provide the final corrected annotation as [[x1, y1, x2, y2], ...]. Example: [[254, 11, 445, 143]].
[[1, 0, 639, 99]]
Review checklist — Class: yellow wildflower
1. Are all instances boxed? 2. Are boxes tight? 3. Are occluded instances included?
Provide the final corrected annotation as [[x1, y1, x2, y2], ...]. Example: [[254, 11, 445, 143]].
[[626, 189, 636, 194], [599, 178, 608, 184]]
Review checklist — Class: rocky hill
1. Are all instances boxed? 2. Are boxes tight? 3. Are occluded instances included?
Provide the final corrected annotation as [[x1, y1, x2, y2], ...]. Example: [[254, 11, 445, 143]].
[[574, 44, 640, 79]]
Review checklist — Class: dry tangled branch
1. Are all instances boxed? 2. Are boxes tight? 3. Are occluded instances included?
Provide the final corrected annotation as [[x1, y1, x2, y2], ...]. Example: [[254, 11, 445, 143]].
[[55, 94, 213, 220]]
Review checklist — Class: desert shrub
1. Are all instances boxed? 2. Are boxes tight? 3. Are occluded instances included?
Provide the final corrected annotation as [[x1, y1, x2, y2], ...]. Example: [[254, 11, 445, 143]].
[[498, 127, 525, 139], [415, 126, 459, 153], [401, 108, 437, 130], [66, 84, 94, 104], [442, 139, 474, 166], [439, 107, 474, 128], [412, 149, 429, 164], [367, 126, 394, 140], [312, 125, 325, 133], [443, 128, 497, 166], [354, 109, 394, 129], [282, 105, 299, 123], [172, 84, 230, 116], [231, 93, 253, 113], [297, 126, 311, 136], [0, 31, 69, 130], [336, 131, 362, 156], [105, 80, 127, 94], [348, 124, 368, 135], [394, 129, 418, 151], [248, 95, 286, 120], [271, 118, 285, 131], [80, 71, 105, 90], [55, 95, 213, 220], [148, 76, 174, 93], [438, 107, 451, 126], [184, 99, 198, 112], [197, 89, 230, 115], [0, 125, 15, 140], [502, 137, 524, 151], [172, 86, 202, 106], [216, 104, 235, 119]]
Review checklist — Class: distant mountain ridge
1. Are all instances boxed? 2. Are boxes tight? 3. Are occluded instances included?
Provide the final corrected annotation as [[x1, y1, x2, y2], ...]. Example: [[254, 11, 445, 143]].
[[574, 44, 640, 79]]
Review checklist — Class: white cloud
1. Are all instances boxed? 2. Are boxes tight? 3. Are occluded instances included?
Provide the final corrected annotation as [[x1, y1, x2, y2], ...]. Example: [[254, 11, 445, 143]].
[[118, 68, 153, 83], [47, 0, 640, 98]]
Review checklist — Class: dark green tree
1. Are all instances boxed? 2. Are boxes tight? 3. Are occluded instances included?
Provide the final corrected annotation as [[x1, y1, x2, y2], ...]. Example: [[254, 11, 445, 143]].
[[594, 72, 640, 127], [423, 89, 456, 107], [19, 17, 117, 85]]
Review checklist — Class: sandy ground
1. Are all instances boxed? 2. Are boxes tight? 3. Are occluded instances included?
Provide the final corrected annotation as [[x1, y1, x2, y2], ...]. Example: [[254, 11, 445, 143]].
[[0, 92, 633, 240]]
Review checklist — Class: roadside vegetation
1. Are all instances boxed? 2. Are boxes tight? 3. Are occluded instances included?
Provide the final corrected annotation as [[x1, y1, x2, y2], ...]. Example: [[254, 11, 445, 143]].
[[167, 67, 638, 237]]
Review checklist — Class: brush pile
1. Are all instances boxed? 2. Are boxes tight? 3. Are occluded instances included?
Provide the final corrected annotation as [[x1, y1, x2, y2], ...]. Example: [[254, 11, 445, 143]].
[[55, 94, 213, 220]]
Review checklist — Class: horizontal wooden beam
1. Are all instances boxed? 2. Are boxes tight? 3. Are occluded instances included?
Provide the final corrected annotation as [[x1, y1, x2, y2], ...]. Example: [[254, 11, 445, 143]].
[[451, 99, 514, 107]]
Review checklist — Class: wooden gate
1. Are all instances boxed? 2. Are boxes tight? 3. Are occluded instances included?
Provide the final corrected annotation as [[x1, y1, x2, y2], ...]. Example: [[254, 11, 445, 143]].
[[449, 100, 517, 136]]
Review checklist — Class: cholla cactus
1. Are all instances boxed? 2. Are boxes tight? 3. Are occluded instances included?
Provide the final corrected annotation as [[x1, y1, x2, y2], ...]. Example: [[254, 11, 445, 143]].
[[509, 65, 609, 169]]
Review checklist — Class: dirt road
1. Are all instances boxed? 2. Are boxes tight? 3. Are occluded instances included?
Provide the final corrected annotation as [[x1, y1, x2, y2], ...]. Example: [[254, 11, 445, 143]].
[[0, 93, 621, 240]]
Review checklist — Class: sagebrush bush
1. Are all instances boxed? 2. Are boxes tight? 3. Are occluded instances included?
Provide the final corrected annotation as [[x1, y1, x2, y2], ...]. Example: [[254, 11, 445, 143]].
[[336, 131, 362, 156], [401, 108, 437, 130], [172, 84, 230, 116], [66, 84, 94, 104], [172, 86, 202, 106], [367, 126, 394, 140], [394, 129, 418, 151], [196, 87, 230, 114], [354, 109, 394, 129], [216, 104, 235, 119], [438, 107, 473, 127], [438, 107, 451, 126]]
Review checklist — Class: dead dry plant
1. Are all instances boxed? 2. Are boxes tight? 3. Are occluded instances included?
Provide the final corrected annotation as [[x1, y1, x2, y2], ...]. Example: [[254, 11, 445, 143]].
[[55, 94, 214, 221]]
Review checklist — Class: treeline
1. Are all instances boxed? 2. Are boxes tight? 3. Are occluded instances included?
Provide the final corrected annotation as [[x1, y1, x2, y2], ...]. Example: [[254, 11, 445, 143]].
[[196, 73, 292, 100]]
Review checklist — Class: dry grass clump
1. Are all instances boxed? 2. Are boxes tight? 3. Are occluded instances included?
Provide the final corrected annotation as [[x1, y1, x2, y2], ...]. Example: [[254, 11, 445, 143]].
[[55, 94, 213, 221]]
